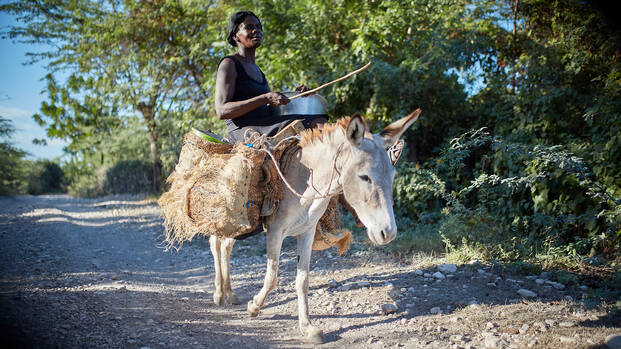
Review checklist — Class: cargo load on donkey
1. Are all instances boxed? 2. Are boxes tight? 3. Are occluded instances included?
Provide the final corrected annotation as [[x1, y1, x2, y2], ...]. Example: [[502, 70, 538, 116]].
[[158, 128, 266, 243], [158, 120, 353, 254]]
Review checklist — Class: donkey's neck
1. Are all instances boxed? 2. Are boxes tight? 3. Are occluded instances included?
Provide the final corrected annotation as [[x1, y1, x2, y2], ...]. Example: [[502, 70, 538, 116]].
[[297, 130, 348, 199], [265, 132, 346, 235]]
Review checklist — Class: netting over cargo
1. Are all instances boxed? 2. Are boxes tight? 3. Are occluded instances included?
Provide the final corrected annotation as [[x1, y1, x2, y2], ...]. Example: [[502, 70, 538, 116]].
[[158, 131, 266, 245]]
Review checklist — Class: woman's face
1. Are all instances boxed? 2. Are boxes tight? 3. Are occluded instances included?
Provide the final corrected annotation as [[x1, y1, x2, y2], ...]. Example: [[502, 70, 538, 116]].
[[235, 16, 263, 49]]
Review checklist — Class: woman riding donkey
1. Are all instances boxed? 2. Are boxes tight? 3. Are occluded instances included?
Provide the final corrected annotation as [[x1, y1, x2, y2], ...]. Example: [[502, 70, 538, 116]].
[[215, 10, 327, 143], [206, 10, 352, 308], [162, 10, 420, 343]]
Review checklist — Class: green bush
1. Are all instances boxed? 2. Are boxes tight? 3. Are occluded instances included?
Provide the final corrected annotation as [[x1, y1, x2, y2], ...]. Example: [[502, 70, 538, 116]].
[[102, 160, 154, 194], [0, 143, 27, 195], [67, 174, 103, 198], [26, 160, 65, 195], [393, 128, 621, 266], [65, 160, 154, 197]]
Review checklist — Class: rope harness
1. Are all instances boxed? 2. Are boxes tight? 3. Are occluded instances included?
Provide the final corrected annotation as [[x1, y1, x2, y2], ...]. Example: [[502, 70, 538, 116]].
[[243, 129, 344, 200]]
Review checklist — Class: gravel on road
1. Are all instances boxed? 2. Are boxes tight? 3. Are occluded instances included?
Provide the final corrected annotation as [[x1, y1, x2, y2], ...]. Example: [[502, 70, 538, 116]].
[[1, 194, 618, 348]]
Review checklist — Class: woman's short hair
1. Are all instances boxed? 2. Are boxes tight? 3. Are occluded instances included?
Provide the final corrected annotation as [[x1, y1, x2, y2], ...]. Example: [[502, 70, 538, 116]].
[[227, 11, 261, 47]]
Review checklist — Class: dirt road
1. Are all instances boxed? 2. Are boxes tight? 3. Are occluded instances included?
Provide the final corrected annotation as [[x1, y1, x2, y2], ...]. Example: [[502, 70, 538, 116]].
[[0, 195, 618, 348]]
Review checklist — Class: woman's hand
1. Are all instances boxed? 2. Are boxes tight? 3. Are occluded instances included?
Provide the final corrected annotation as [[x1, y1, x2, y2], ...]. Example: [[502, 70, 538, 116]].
[[264, 91, 290, 106]]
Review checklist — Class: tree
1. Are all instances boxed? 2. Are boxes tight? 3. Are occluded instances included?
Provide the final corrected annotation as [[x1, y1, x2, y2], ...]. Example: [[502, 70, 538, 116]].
[[26, 159, 65, 194], [2, 0, 479, 185], [469, 0, 621, 195], [238, 0, 479, 162], [0, 117, 27, 195], [1, 0, 231, 191]]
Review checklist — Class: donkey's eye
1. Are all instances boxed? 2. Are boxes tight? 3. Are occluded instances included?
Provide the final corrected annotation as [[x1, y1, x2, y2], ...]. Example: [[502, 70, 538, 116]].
[[359, 175, 372, 184]]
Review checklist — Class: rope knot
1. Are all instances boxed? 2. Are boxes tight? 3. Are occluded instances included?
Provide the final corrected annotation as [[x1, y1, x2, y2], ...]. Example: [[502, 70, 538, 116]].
[[243, 129, 268, 150]]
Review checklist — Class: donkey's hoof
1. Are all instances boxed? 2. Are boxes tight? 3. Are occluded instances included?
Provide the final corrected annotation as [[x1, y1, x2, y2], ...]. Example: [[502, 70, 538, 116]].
[[213, 293, 224, 306], [227, 293, 240, 305], [247, 300, 260, 317], [304, 327, 324, 344]]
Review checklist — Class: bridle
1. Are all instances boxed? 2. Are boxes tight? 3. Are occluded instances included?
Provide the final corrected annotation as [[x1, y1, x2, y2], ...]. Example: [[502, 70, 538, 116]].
[[243, 130, 345, 200]]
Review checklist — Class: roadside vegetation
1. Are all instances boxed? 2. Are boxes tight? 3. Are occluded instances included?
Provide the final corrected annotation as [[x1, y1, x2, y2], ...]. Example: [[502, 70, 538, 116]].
[[1, 0, 619, 304]]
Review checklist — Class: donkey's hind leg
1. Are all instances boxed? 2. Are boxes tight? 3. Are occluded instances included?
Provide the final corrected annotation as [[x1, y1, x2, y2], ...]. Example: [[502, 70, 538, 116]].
[[247, 231, 283, 317], [219, 237, 239, 305], [209, 235, 224, 306]]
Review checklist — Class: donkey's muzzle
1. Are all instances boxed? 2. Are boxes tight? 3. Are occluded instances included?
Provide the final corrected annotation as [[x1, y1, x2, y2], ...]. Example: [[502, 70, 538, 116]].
[[371, 226, 397, 245]]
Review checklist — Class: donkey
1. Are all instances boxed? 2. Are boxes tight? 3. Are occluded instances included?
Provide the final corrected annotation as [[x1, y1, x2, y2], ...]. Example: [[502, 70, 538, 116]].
[[209, 109, 421, 343]]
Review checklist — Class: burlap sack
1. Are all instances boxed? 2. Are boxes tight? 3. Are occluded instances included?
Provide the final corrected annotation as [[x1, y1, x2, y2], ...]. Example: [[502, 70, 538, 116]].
[[159, 132, 265, 245], [312, 196, 353, 255]]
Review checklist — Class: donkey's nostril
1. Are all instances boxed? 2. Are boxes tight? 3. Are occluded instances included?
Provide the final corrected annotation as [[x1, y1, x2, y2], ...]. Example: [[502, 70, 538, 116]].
[[380, 230, 386, 240]]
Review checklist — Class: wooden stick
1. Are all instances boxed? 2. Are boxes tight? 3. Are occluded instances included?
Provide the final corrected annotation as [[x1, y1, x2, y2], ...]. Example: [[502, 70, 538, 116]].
[[289, 61, 372, 100]]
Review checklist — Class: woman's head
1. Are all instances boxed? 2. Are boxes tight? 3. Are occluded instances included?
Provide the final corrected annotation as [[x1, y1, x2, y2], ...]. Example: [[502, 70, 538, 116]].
[[227, 11, 262, 48]]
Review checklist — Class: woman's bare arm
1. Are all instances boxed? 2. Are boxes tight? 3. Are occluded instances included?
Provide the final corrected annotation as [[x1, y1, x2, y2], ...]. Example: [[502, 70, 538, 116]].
[[215, 58, 289, 120]]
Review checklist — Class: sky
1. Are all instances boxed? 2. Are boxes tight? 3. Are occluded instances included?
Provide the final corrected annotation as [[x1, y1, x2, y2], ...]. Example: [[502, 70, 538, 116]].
[[0, 12, 67, 160]]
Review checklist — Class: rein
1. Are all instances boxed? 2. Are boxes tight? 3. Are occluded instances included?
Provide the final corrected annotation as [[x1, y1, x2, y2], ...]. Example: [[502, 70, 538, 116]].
[[308, 143, 343, 197], [243, 130, 343, 200]]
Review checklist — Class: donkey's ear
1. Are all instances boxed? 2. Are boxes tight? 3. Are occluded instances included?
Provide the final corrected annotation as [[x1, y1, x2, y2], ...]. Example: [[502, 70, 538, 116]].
[[379, 109, 421, 149], [346, 114, 366, 147]]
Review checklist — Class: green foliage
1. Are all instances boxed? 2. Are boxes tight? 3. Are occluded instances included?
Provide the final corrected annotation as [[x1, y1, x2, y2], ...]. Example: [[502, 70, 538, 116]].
[[26, 160, 65, 195], [1, 0, 232, 191], [3, 0, 621, 273], [384, 0, 621, 272], [66, 173, 102, 198], [102, 160, 154, 194], [393, 127, 621, 266], [0, 117, 28, 195], [60, 116, 163, 196], [471, 0, 621, 197], [1, 118, 66, 196], [245, 0, 475, 160], [66, 159, 153, 197]]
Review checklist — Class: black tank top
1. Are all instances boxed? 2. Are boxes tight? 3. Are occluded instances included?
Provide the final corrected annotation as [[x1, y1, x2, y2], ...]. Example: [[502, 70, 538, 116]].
[[219, 55, 323, 143]]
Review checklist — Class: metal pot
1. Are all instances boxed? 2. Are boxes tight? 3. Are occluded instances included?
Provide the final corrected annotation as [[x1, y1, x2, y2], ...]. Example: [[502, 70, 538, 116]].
[[275, 91, 328, 116]]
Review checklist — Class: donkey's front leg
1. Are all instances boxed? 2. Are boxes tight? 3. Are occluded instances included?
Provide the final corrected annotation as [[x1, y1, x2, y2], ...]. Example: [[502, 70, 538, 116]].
[[296, 229, 323, 343], [247, 231, 283, 317]]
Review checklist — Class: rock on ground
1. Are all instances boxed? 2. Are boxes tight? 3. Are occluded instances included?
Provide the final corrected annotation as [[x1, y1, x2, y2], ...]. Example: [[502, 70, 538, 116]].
[[438, 264, 457, 273], [517, 289, 538, 298], [606, 334, 621, 349], [433, 271, 446, 280], [381, 303, 398, 315]]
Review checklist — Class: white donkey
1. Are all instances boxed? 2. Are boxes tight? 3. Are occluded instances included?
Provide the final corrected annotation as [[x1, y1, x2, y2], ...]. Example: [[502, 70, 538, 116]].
[[209, 109, 421, 343]]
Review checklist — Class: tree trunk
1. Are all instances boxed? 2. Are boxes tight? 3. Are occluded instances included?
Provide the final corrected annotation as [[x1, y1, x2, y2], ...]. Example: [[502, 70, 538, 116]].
[[138, 102, 162, 192], [147, 123, 162, 192], [512, 0, 519, 36], [511, 0, 520, 93]]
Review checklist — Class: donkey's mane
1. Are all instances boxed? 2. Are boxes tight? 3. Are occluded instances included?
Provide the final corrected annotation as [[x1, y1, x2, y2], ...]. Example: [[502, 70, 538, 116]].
[[299, 115, 368, 147]]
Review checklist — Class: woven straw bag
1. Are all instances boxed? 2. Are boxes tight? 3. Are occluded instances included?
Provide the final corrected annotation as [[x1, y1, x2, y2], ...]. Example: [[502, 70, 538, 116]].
[[159, 131, 265, 245]]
